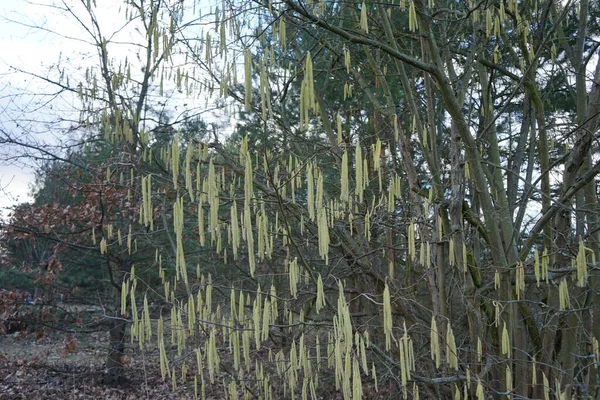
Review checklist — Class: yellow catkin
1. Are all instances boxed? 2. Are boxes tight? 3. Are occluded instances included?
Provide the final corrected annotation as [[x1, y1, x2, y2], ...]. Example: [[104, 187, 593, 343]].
[[515, 262, 525, 300], [359, 336, 368, 375], [208, 159, 219, 239], [371, 363, 379, 393], [462, 243, 468, 272], [343, 348, 351, 398], [363, 158, 368, 191], [383, 283, 393, 351], [142, 174, 153, 226], [317, 205, 329, 264], [126, 224, 132, 255], [559, 279, 570, 310], [501, 322, 511, 358], [131, 287, 138, 342], [534, 248, 541, 286], [453, 384, 461, 400], [231, 202, 240, 259], [244, 194, 255, 276], [340, 150, 349, 202], [228, 380, 237, 400], [399, 322, 413, 399], [185, 141, 194, 202], [374, 139, 382, 191], [476, 378, 485, 400], [344, 48, 351, 74], [205, 278, 213, 316], [253, 297, 261, 349], [449, 236, 455, 266], [494, 301, 501, 327], [426, 242, 431, 268], [446, 323, 458, 370], [493, 44, 501, 64], [352, 357, 363, 399], [337, 114, 344, 144], [288, 257, 298, 299], [299, 52, 315, 129], [542, 248, 549, 283], [207, 328, 219, 384], [259, 64, 272, 121], [289, 341, 298, 390], [232, 330, 241, 372], [262, 297, 270, 342], [100, 237, 107, 254], [494, 15, 501, 38], [174, 196, 188, 284], [409, 0, 418, 31], [408, 222, 416, 261], [316, 173, 329, 263], [494, 270, 500, 290], [188, 294, 195, 331], [278, 19, 286, 50], [238, 290, 245, 323], [430, 316, 441, 368], [270, 285, 278, 324], [466, 368, 471, 389], [198, 199, 205, 246], [307, 164, 315, 221], [120, 281, 127, 316], [542, 372, 549, 400], [229, 287, 237, 326], [355, 145, 364, 203], [176, 309, 185, 355], [576, 239, 589, 287], [171, 135, 180, 190], [316, 274, 326, 313], [388, 179, 396, 212], [360, 2, 368, 33], [158, 318, 168, 380], [143, 294, 151, 340], [305, 52, 314, 109], [506, 365, 513, 396]]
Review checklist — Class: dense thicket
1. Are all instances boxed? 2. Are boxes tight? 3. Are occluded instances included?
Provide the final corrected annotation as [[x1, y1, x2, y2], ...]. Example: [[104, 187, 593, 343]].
[[2, 0, 600, 398]]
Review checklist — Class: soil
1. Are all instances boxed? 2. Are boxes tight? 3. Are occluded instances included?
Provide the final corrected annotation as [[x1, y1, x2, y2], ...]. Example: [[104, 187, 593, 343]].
[[0, 331, 197, 399], [0, 325, 386, 399]]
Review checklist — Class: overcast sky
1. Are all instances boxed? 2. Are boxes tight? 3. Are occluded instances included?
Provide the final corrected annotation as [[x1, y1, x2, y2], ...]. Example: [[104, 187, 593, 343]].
[[0, 0, 113, 217], [0, 0, 229, 219], [0, 0, 57, 216]]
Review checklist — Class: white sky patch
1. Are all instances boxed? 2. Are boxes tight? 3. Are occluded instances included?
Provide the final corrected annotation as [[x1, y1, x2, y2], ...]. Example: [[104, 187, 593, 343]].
[[0, 0, 231, 216]]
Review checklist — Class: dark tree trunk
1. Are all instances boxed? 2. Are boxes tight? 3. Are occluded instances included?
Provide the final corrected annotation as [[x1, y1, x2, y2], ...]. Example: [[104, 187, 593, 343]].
[[104, 316, 127, 385], [103, 257, 131, 385]]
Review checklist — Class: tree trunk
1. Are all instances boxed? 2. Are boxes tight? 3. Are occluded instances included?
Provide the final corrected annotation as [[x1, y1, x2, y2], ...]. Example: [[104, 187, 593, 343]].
[[105, 316, 127, 385], [104, 258, 130, 385]]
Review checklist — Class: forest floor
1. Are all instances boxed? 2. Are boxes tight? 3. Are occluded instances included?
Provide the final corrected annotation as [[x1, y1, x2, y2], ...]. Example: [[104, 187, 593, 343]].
[[0, 313, 383, 399], [0, 331, 197, 399]]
